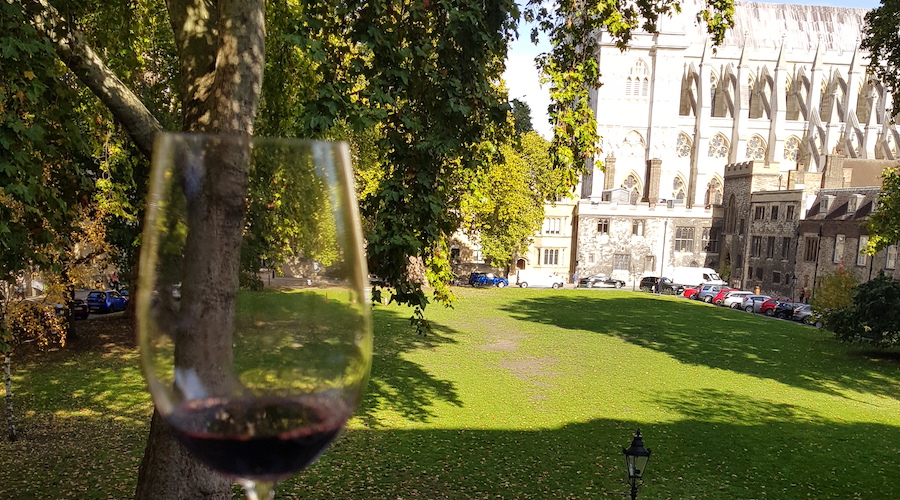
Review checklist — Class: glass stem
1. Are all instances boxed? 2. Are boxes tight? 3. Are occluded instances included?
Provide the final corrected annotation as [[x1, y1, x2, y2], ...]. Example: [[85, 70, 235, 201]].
[[240, 480, 275, 500]]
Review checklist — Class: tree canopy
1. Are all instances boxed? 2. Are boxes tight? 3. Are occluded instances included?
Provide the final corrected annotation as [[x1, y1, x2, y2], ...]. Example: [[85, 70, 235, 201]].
[[13, 0, 737, 496], [861, 0, 900, 101]]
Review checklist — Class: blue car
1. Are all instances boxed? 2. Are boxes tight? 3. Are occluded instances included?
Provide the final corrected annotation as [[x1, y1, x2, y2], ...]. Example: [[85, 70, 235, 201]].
[[468, 272, 508, 288], [86, 290, 128, 313]]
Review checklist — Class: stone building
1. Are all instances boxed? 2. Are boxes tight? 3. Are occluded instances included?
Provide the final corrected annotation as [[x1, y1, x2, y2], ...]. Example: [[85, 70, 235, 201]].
[[569, 0, 898, 285]]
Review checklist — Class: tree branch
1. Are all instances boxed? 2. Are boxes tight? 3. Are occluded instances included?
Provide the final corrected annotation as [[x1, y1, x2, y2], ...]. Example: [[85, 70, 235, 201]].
[[27, 0, 163, 158]]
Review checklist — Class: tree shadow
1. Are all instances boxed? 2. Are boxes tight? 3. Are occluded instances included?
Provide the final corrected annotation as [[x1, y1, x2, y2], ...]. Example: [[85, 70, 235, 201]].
[[354, 305, 464, 428], [498, 294, 900, 401], [289, 415, 900, 499]]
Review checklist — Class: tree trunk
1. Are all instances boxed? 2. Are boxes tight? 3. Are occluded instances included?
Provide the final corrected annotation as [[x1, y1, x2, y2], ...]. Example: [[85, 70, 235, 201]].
[[135, 411, 231, 500], [134, 0, 265, 498], [4, 355, 16, 442], [29, 0, 265, 495]]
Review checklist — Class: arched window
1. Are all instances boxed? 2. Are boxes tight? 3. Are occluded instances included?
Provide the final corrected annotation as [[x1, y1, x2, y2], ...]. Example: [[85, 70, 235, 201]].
[[673, 177, 686, 201], [626, 60, 650, 98], [676, 133, 692, 158], [622, 174, 641, 205], [708, 133, 729, 158], [746, 135, 766, 160], [705, 178, 723, 207], [783, 136, 801, 161], [622, 131, 645, 157]]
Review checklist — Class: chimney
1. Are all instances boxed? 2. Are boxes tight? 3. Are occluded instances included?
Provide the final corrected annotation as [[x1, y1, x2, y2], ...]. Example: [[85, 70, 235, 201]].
[[820, 154, 845, 189], [644, 158, 662, 208]]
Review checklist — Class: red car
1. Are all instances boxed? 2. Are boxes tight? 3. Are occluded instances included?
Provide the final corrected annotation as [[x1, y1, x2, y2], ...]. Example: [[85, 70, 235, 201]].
[[712, 288, 739, 305], [759, 297, 792, 317], [683, 286, 701, 299]]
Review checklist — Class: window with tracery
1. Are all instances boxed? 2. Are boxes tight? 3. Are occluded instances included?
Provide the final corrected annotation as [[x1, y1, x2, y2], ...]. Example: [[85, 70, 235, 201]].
[[746, 135, 766, 160], [673, 177, 686, 200], [676, 133, 691, 158], [708, 134, 729, 158], [622, 174, 641, 205], [626, 60, 650, 98], [783, 136, 801, 161], [622, 131, 645, 157]]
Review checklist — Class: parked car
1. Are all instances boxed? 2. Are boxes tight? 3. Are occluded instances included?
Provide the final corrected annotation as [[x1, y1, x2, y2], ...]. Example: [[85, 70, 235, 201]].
[[712, 288, 740, 305], [741, 295, 771, 313], [721, 291, 753, 309], [468, 272, 508, 288], [70, 299, 90, 320], [53, 299, 90, 320], [517, 272, 565, 289], [772, 301, 798, 319], [86, 290, 128, 313], [759, 298, 795, 318], [792, 304, 823, 327], [578, 274, 625, 288], [682, 285, 701, 299], [639, 276, 683, 294], [696, 284, 729, 303]]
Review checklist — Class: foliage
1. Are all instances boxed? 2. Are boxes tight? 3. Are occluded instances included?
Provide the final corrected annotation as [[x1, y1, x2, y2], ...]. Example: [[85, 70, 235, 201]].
[[0, 2, 96, 282], [510, 98, 534, 135], [524, 0, 734, 187], [865, 167, 900, 254], [829, 273, 900, 348], [810, 266, 858, 328], [460, 132, 565, 267], [2, 300, 67, 355], [861, 0, 900, 104]]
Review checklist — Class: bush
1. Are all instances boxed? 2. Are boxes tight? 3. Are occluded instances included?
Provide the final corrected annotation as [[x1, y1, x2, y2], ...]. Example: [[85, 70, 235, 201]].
[[810, 267, 857, 329], [3, 300, 67, 353], [829, 273, 900, 348]]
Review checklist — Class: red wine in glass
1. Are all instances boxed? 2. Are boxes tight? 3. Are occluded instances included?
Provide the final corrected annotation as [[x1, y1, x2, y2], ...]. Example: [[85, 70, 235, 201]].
[[167, 394, 352, 482]]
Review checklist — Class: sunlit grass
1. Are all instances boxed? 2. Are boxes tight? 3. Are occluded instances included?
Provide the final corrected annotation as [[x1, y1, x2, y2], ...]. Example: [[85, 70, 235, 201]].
[[1, 287, 898, 499]]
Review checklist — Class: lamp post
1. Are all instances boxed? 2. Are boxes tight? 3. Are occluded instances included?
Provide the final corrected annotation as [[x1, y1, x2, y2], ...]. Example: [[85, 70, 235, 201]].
[[623, 429, 652, 500]]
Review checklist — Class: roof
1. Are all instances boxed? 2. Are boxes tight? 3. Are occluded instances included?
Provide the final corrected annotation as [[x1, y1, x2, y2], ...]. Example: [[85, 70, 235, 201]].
[[804, 187, 881, 222], [660, 0, 870, 54]]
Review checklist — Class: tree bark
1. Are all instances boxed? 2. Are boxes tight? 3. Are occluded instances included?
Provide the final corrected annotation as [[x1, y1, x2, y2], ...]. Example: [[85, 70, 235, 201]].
[[133, 1, 266, 499], [5, 355, 16, 442], [27, 0, 265, 497]]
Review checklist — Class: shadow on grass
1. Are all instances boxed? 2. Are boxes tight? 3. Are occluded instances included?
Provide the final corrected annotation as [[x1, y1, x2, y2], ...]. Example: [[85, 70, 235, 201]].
[[288, 416, 899, 500], [499, 294, 900, 401], [354, 305, 464, 427]]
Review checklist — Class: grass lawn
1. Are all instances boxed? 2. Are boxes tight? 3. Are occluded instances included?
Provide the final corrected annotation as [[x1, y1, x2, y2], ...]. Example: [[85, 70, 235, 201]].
[[2, 287, 899, 499]]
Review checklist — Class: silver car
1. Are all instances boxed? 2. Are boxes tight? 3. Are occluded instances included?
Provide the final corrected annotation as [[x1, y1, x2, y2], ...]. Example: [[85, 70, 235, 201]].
[[741, 295, 771, 313]]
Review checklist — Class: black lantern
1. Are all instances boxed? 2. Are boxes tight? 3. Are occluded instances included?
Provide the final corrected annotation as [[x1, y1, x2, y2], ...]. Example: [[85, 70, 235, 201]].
[[623, 429, 651, 500]]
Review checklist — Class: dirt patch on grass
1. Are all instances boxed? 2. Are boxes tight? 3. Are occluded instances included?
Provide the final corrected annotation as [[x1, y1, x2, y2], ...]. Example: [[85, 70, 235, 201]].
[[16, 314, 134, 362]]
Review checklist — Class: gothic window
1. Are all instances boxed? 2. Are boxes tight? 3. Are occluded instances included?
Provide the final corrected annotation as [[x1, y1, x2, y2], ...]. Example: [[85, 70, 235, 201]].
[[705, 178, 723, 207], [786, 76, 801, 121], [673, 177, 686, 201], [626, 60, 650, 98], [679, 69, 694, 116], [783, 136, 801, 162], [622, 131, 645, 157], [708, 134, 729, 158], [622, 174, 641, 205], [676, 133, 692, 158], [748, 74, 764, 119], [746, 135, 766, 160]]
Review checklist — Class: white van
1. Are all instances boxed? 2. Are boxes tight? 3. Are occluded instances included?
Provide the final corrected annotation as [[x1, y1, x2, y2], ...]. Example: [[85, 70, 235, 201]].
[[516, 270, 566, 289], [667, 267, 726, 287]]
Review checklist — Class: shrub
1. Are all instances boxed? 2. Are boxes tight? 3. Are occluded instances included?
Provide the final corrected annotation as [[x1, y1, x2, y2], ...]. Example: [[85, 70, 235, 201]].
[[810, 267, 857, 329], [829, 273, 900, 348]]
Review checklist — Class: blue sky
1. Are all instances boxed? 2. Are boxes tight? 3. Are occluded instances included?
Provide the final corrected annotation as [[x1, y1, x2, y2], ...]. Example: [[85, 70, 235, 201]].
[[504, 0, 882, 138]]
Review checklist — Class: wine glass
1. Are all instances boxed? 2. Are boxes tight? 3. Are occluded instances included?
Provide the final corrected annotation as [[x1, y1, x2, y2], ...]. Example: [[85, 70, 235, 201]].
[[136, 133, 372, 500]]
